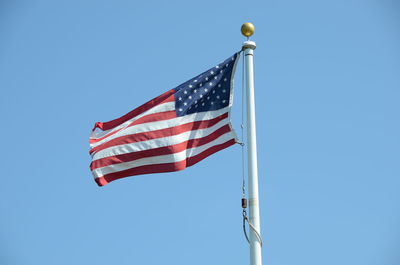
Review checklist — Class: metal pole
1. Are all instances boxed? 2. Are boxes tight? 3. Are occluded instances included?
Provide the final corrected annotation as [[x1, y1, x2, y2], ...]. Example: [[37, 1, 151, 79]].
[[242, 31, 262, 265]]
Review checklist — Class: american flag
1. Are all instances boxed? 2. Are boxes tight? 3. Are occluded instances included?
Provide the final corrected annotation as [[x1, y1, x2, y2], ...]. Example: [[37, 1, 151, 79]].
[[89, 53, 240, 186]]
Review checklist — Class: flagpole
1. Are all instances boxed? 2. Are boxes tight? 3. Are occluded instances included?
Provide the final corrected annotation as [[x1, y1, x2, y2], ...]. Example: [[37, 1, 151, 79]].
[[241, 23, 262, 265]]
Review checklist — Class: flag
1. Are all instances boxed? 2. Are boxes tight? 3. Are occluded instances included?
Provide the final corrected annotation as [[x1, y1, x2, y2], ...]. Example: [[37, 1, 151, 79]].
[[89, 53, 240, 186]]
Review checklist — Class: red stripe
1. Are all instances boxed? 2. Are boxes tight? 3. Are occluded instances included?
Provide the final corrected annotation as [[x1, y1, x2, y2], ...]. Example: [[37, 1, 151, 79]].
[[90, 124, 232, 170], [91, 89, 175, 131], [89, 110, 177, 145], [94, 138, 236, 186], [90, 112, 229, 154]]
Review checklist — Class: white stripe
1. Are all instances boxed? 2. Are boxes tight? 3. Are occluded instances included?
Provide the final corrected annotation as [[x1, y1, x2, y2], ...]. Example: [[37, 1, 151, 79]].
[[90, 106, 230, 149], [90, 101, 176, 140], [92, 116, 231, 161], [91, 131, 235, 179]]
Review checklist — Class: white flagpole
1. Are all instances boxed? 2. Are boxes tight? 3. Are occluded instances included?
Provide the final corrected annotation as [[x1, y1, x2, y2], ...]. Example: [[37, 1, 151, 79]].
[[241, 23, 262, 265]]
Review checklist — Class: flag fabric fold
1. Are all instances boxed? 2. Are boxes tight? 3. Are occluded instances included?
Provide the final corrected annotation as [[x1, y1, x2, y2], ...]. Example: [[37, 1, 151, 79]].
[[89, 53, 240, 186]]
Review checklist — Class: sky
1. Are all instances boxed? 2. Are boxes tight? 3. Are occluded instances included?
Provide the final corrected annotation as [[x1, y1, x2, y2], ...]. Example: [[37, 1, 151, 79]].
[[0, 0, 399, 265]]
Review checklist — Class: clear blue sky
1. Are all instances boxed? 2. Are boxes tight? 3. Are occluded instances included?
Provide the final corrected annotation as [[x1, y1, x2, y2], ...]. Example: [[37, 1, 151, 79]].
[[1, 1, 399, 265]]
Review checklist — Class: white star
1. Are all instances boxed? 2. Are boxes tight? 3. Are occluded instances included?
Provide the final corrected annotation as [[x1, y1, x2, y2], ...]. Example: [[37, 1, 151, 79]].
[[205, 77, 209, 81], [209, 82, 213, 86], [184, 102, 187, 106], [179, 108, 183, 111], [200, 83, 203, 87], [216, 65, 219, 69], [194, 79, 198, 82], [231, 57, 234, 60], [195, 100, 198, 104], [226, 64, 228, 67], [224, 78, 227, 82], [200, 94, 203, 98], [218, 84, 221, 88], [207, 96, 210, 100], [214, 76, 218, 80], [222, 89, 226, 93], [217, 95, 220, 99], [188, 96, 192, 99], [195, 104, 198, 108], [210, 71, 214, 74], [189, 84, 193, 88], [220, 70, 223, 74], [202, 103, 205, 106], [178, 97, 182, 101], [222, 100, 226, 103], [194, 89, 197, 93], [212, 90, 215, 94], [184, 90, 188, 94], [211, 101, 214, 105], [204, 88, 208, 92]]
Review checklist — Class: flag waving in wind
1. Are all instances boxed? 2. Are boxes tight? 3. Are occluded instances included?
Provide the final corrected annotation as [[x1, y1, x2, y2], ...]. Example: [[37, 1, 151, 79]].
[[89, 53, 240, 186]]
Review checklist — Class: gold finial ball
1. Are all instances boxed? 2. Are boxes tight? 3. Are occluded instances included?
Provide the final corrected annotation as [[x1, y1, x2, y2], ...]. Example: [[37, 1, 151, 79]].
[[241, 22, 255, 37]]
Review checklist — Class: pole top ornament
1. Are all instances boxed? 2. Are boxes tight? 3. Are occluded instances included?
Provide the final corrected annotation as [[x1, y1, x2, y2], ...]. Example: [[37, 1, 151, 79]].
[[241, 22, 255, 38]]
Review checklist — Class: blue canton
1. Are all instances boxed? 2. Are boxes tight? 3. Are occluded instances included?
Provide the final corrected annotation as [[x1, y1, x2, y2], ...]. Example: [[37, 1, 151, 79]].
[[174, 53, 239, 116]]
